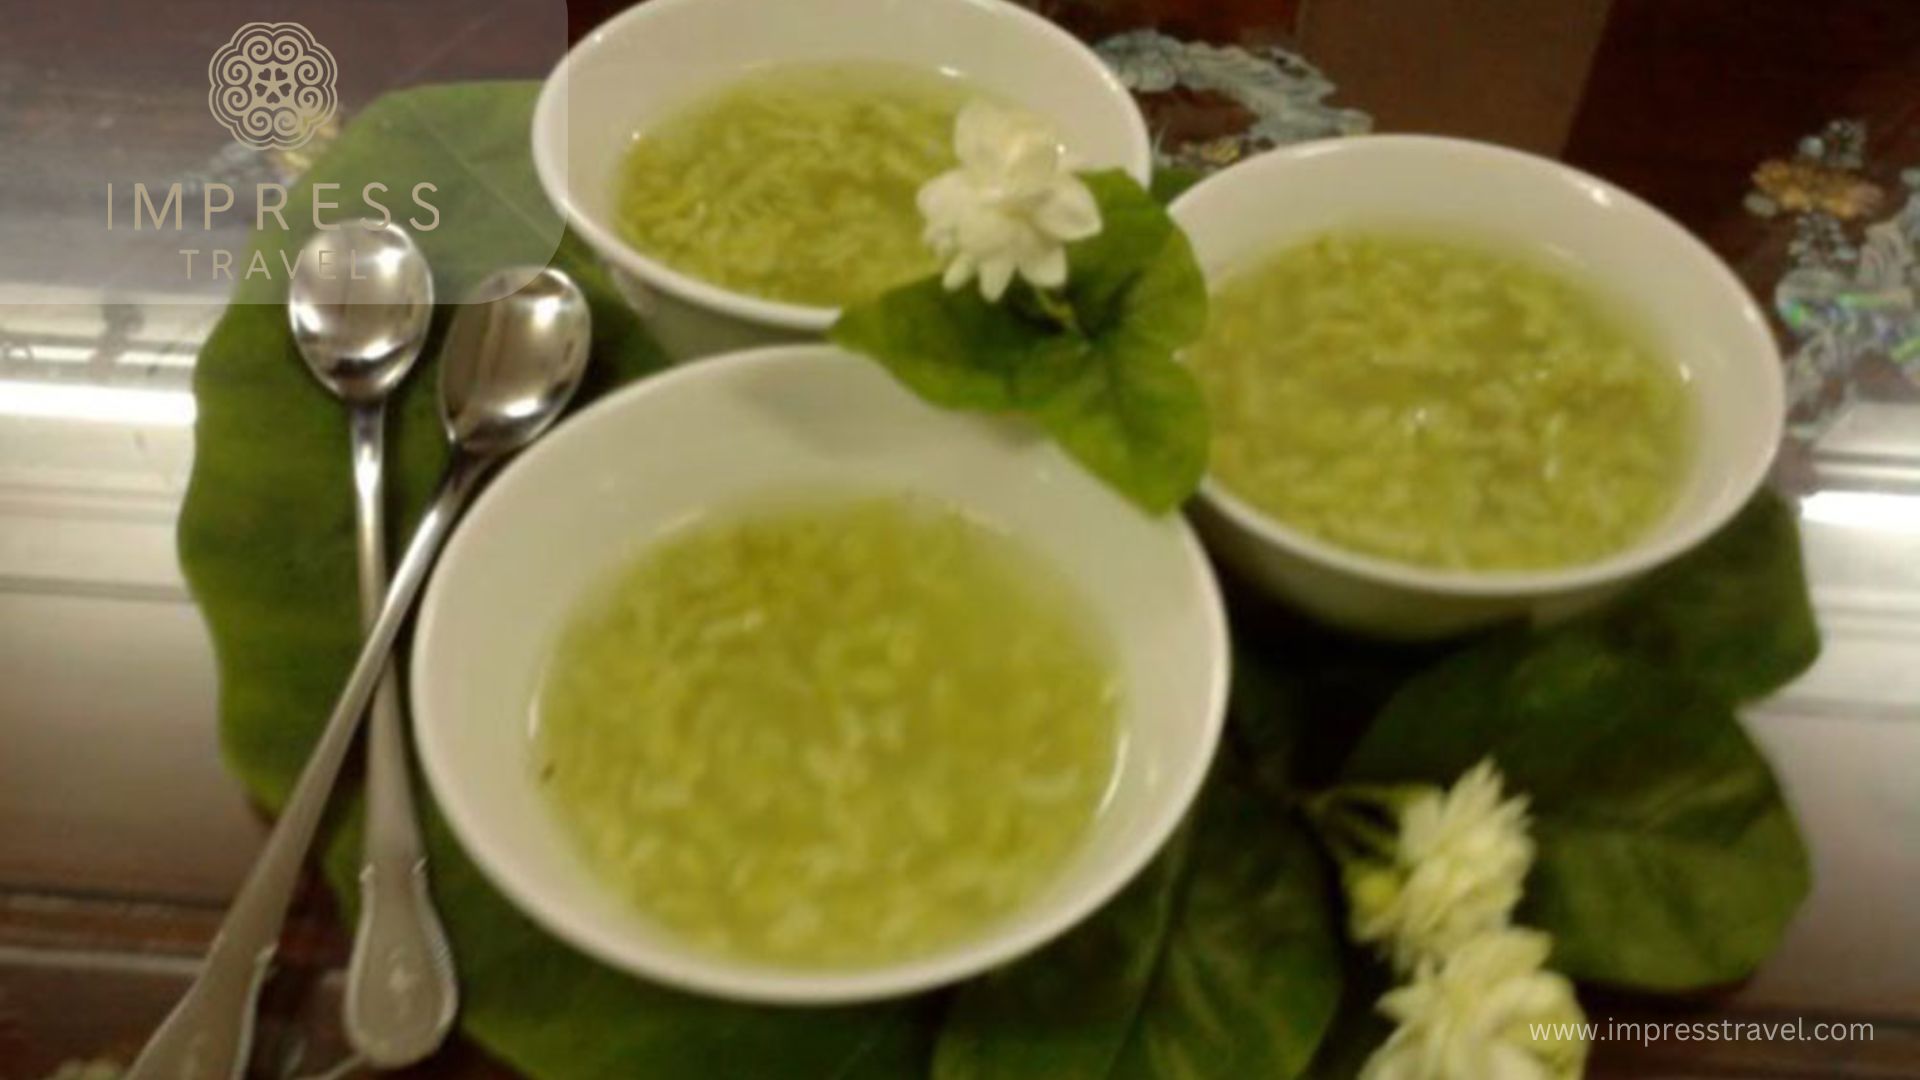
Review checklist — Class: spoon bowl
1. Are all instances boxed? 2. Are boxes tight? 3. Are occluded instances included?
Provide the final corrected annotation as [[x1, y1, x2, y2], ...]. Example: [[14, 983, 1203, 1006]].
[[290, 222, 435, 402], [440, 268, 593, 457]]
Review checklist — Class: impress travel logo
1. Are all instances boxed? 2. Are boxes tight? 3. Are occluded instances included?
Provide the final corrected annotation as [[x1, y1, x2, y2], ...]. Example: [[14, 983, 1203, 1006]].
[[207, 22, 339, 151], [100, 20, 444, 287], [28, 9, 568, 306]]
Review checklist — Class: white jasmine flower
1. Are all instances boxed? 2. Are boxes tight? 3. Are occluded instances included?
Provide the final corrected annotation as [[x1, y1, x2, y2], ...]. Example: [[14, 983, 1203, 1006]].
[[1360, 928, 1588, 1080], [917, 100, 1102, 302], [1349, 759, 1534, 973]]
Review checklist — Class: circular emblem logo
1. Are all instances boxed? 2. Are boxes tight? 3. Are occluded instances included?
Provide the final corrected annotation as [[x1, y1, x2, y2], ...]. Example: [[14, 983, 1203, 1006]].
[[207, 22, 338, 151]]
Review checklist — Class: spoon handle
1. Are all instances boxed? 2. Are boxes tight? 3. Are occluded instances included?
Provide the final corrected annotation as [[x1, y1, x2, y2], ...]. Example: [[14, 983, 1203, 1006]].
[[343, 405, 458, 1066], [127, 456, 490, 1080]]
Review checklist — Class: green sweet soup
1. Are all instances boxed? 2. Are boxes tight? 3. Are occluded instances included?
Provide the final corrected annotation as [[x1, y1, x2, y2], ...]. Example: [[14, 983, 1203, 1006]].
[[536, 497, 1121, 967], [614, 61, 967, 308], [1190, 231, 1693, 571]]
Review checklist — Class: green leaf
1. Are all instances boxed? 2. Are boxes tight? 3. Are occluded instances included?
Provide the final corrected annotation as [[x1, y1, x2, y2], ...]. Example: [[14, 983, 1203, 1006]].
[[179, 82, 930, 1080], [1149, 166, 1204, 206], [1226, 596, 1461, 795], [1062, 171, 1198, 339], [933, 824, 1195, 1080], [832, 169, 1210, 513], [934, 754, 1342, 1080], [1111, 764, 1344, 1080], [1035, 335, 1209, 514], [1299, 953, 1394, 1080], [1342, 629, 1811, 991], [412, 813, 938, 1080], [1590, 489, 1820, 703], [830, 278, 1094, 410]]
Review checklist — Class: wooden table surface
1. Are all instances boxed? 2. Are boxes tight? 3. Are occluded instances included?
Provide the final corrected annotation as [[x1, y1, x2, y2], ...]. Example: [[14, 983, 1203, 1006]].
[[2, 1, 1917, 1076]]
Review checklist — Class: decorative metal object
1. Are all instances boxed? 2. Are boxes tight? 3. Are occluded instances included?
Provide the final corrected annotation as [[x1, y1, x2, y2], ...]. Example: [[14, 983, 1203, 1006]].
[[1096, 29, 1371, 173], [1748, 120, 1919, 437]]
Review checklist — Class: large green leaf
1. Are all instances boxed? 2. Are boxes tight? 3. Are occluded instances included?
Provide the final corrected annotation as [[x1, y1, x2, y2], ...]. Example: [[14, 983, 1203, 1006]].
[[832, 170, 1209, 513], [1033, 334, 1209, 515], [934, 758, 1342, 1080], [1111, 765, 1344, 1080], [825, 279, 1095, 410], [1590, 489, 1820, 704], [178, 81, 927, 1080], [1341, 629, 1811, 991], [1147, 166, 1203, 206], [1298, 953, 1393, 1080], [1060, 171, 1204, 342], [1225, 594, 1460, 795], [1227, 491, 1817, 816]]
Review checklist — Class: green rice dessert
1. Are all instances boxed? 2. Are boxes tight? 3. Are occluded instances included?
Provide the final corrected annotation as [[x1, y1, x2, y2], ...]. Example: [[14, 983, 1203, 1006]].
[[615, 61, 968, 308], [1190, 231, 1693, 571], [536, 496, 1121, 966]]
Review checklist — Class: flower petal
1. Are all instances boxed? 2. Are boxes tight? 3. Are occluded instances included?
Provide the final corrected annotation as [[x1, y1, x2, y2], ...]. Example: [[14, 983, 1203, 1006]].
[[1019, 244, 1068, 290], [999, 124, 1064, 194], [976, 253, 1017, 302], [954, 100, 1015, 174], [917, 171, 972, 223], [955, 206, 1020, 258], [942, 253, 976, 292], [1035, 177, 1102, 242]]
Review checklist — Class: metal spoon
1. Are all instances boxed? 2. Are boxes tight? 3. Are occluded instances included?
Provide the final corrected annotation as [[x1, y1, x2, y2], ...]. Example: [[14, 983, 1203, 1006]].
[[128, 267, 592, 1080], [288, 222, 458, 1068]]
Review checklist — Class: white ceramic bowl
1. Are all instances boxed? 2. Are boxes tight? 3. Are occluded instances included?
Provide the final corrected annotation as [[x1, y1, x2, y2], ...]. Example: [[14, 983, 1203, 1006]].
[[411, 345, 1227, 1004], [1170, 135, 1784, 639], [532, 0, 1152, 360]]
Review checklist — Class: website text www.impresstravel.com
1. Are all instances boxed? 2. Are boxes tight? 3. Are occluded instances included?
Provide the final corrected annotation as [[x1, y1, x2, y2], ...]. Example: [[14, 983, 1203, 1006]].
[[1530, 1017, 1876, 1047]]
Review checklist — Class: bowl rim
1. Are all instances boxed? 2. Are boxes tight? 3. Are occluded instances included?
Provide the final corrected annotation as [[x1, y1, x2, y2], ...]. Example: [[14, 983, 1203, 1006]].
[[410, 344, 1231, 1004], [530, 0, 1155, 333], [1170, 133, 1786, 598]]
